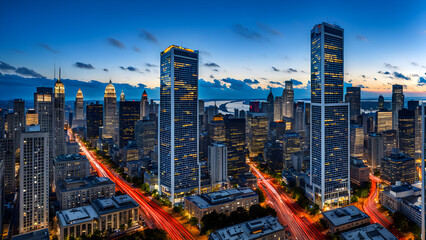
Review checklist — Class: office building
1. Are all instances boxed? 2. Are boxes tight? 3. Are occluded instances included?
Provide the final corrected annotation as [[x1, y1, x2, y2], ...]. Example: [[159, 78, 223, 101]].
[[103, 80, 118, 143], [238, 172, 258, 189], [376, 110, 393, 133], [208, 216, 285, 240], [54, 73, 66, 156], [383, 130, 397, 156], [378, 95, 385, 110], [273, 96, 283, 121], [282, 81, 294, 118], [208, 114, 226, 143], [283, 132, 303, 169], [340, 223, 397, 240], [224, 118, 247, 178], [53, 154, 91, 185], [247, 112, 268, 158], [322, 206, 370, 234], [264, 140, 283, 172], [74, 89, 84, 126], [350, 125, 364, 158], [0, 138, 15, 194], [265, 89, 274, 123], [55, 176, 115, 210], [159, 45, 200, 204], [14, 98, 26, 130], [140, 90, 149, 119], [185, 188, 258, 224], [350, 157, 369, 186], [366, 133, 384, 170], [249, 101, 260, 113], [86, 102, 103, 139], [26, 109, 38, 125], [19, 125, 49, 233], [345, 86, 361, 120], [381, 149, 415, 184], [119, 100, 140, 148], [309, 22, 350, 208], [208, 143, 228, 188], [392, 84, 404, 130], [294, 101, 306, 133], [135, 119, 156, 158], [34, 87, 54, 164], [398, 108, 415, 158]]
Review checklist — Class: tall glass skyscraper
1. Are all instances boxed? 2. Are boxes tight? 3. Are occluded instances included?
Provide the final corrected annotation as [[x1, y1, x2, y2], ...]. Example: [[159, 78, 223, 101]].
[[103, 80, 118, 143], [54, 72, 66, 156], [392, 84, 404, 130], [159, 45, 200, 204], [310, 22, 350, 209]]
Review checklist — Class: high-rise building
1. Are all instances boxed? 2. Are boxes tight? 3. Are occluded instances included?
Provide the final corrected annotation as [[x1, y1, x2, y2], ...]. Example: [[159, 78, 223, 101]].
[[74, 89, 84, 121], [309, 22, 350, 208], [140, 90, 149, 120], [208, 114, 226, 143], [392, 84, 404, 130], [26, 109, 38, 125], [282, 81, 294, 118], [366, 133, 384, 170], [266, 89, 274, 123], [249, 101, 260, 113], [264, 140, 283, 172], [120, 90, 125, 102], [378, 95, 385, 111], [14, 99, 26, 129], [408, 100, 419, 111], [247, 112, 268, 158], [118, 100, 140, 148], [19, 125, 49, 233], [350, 125, 364, 158], [376, 110, 393, 133], [86, 102, 103, 139], [0, 109, 5, 138], [383, 129, 397, 157], [103, 80, 118, 143], [274, 96, 283, 121], [381, 149, 415, 185], [208, 143, 228, 188], [158, 45, 200, 204], [224, 118, 247, 178], [34, 87, 54, 168], [398, 108, 415, 158], [54, 72, 66, 156], [135, 119, 156, 158], [0, 138, 14, 194], [345, 87, 361, 120], [283, 132, 303, 169], [294, 101, 306, 133]]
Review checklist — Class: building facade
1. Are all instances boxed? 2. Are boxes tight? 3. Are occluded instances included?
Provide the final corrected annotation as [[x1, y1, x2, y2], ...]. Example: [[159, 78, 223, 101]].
[[54, 74, 66, 156], [103, 80, 118, 143], [392, 84, 404, 131], [86, 102, 103, 139], [53, 154, 91, 185], [118, 101, 140, 148], [345, 87, 361, 120]]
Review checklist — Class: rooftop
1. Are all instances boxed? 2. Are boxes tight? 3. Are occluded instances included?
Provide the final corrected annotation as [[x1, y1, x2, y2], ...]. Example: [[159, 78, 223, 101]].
[[209, 216, 284, 240], [57, 176, 114, 192], [185, 188, 257, 209], [340, 223, 397, 240], [322, 206, 370, 227], [57, 206, 98, 227], [12, 229, 49, 240], [54, 154, 88, 163], [92, 195, 139, 215]]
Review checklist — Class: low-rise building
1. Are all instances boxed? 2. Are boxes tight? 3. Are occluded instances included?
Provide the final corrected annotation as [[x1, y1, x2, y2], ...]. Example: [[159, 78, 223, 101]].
[[322, 206, 370, 234], [53, 154, 91, 187], [56, 176, 115, 210], [66, 141, 80, 155], [340, 223, 397, 240], [238, 172, 258, 189], [124, 160, 142, 178], [381, 149, 415, 184], [11, 228, 49, 240], [185, 188, 258, 224], [208, 216, 285, 240], [57, 195, 139, 240], [350, 157, 370, 186]]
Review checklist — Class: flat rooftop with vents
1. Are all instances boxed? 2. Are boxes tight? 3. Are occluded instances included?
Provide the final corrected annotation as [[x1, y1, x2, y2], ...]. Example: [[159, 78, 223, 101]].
[[322, 205, 370, 234], [340, 223, 397, 240]]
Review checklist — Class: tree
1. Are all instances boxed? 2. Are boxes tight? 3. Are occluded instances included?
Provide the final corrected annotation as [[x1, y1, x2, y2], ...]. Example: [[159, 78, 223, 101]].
[[229, 207, 249, 225], [189, 217, 198, 231], [254, 188, 266, 203], [351, 195, 359, 203], [142, 228, 168, 240], [173, 205, 183, 215]]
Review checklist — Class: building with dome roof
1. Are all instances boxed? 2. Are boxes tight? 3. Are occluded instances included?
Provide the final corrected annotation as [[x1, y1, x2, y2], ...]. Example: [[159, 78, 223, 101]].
[[103, 80, 118, 143], [140, 90, 148, 120]]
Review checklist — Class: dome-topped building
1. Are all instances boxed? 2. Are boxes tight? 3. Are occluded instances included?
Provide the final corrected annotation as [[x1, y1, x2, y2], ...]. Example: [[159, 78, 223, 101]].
[[120, 90, 126, 102], [104, 80, 117, 98], [103, 80, 118, 143], [74, 89, 84, 121]]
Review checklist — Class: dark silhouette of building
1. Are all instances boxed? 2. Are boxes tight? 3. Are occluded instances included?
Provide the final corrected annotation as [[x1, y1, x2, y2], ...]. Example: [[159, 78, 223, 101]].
[[86, 102, 103, 139]]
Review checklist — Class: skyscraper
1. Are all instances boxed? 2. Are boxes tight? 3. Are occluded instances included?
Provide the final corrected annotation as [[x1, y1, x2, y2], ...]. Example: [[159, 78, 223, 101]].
[[140, 90, 149, 120], [345, 86, 361, 120], [34, 87, 54, 163], [26, 109, 38, 126], [54, 71, 66, 156], [398, 108, 415, 158], [247, 112, 268, 158], [74, 89, 84, 121], [350, 125, 364, 158], [309, 22, 350, 209], [376, 110, 393, 133], [0, 138, 14, 194], [224, 117, 247, 178], [120, 90, 126, 102], [392, 84, 404, 130], [208, 114, 226, 143], [282, 81, 294, 118], [158, 45, 199, 204], [118, 100, 140, 148], [208, 143, 228, 188], [135, 119, 156, 158], [378, 95, 385, 111], [103, 80, 118, 143], [86, 102, 103, 139], [19, 125, 49, 234]]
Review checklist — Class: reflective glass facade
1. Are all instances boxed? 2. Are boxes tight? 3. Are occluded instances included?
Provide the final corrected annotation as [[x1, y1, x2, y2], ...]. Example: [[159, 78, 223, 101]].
[[159, 45, 199, 204], [119, 101, 140, 148]]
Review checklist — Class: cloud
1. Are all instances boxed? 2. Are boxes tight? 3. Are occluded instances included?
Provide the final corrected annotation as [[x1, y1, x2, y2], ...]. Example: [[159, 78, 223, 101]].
[[204, 62, 220, 68], [0, 61, 16, 71], [355, 35, 368, 41], [73, 62, 95, 69], [145, 68, 150, 73], [232, 24, 264, 41], [119, 66, 126, 70], [127, 66, 138, 71], [103, 69, 108, 72], [243, 79, 259, 85], [378, 71, 391, 75], [384, 63, 398, 69], [200, 51, 211, 57], [269, 81, 283, 86], [272, 67, 280, 72], [393, 72, 410, 80], [12, 49, 25, 54], [291, 79, 303, 86], [257, 23, 283, 36], [145, 63, 158, 68], [133, 46, 141, 53], [199, 79, 225, 89], [139, 29, 158, 44], [418, 77, 426, 86], [357, 85, 369, 89], [362, 75, 366, 78], [222, 78, 251, 90], [15, 67, 46, 78], [374, 78, 377, 80], [285, 68, 297, 73], [411, 62, 419, 66], [210, 75, 215, 79], [107, 38, 125, 49], [38, 43, 59, 53]]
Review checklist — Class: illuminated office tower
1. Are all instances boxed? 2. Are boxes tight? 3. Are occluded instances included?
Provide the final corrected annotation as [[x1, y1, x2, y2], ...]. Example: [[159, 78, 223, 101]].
[[224, 118, 247, 177], [378, 95, 385, 111], [54, 71, 66, 156], [283, 132, 303, 169], [208, 114, 226, 143], [266, 89, 274, 123], [120, 90, 125, 102], [118, 99, 140, 148], [294, 101, 306, 133], [158, 45, 200, 204], [282, 81, 294, 118], [350, 125, 364, 158], [135, 119, 156, 158], [140, 90, 149, 120], [392, 84, 404, 130], [19, 125, 49, 234], [14, 99, 26, 129], [26, 109, 38, 125], [208, 143, 228, 188], [0, 138, 14, 194], [247, 112, 268, 158], [376, 110, 392, 133], [274, 96, 283, 121], [86, 102, 103, 139], [74, 89, 84, 121], [366, 133, 384, 170], [103, 80, 118, 143], [34, 87, 54, 163], [345, 86, 361, 120], [398, 108, 415, 158], [309, 23, 350, 209], [383, 129, 397, 156]]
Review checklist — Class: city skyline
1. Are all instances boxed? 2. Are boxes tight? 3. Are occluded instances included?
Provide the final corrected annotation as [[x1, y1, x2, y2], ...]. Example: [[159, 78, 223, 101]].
[[1, 0, 426, 100]]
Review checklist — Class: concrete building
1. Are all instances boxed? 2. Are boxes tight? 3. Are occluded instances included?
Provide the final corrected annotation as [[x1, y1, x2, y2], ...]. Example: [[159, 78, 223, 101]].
[[376, 110, 393, 133], [185, 188, 258, 224], [350, 157, 370, 186], [383, 130, 397, 157], [55, 176, 115, 210], [345, 87, 361, 120], [140, 90, 149, 120], [66, 141, 80, 155], [322, 206, 370, 234], [134, 119, 156, 158], [340, 223, 397, 240], [247, 112, 268, 158], [0, 138, 15, 194], [350, 125, 364, 158], [208, 216, 285, 240], [103, 80, 118, 143], [366, 133, 384, 170], [381, 149, 415, 184], [53, 154, 91, 185], [238, 172, 258, 189], [54, 74, 66, 156], [208, 143, 228, 188], [12, 229, 49, 240]]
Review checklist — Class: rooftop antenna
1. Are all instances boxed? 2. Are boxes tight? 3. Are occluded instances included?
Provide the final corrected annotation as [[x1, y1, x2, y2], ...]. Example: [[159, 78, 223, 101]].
[[54, 64, 56, 80], [59, 67, 61, 80]]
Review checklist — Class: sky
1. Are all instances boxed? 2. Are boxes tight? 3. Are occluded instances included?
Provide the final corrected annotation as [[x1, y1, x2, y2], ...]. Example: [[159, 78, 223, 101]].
[[0, 0, 426, 100]]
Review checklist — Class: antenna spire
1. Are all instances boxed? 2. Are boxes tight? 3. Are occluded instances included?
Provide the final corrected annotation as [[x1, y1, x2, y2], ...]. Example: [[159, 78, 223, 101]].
[[59, 67, 61, 80], [54, 64, 56, 80]]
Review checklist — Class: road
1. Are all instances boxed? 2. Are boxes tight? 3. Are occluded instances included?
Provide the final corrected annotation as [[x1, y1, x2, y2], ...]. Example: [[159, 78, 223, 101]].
[[72, 131, 195, 240], [362, 175, 406, 240], [250, 163, 326, 240]]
